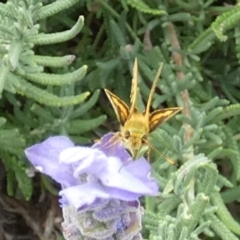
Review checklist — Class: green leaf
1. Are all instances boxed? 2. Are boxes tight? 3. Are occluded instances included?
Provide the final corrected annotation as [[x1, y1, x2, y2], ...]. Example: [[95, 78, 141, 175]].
[[13, 159, 33, 200], [9, 73, 90, 106], [68, 115, 107, 134], [207, 214, 239, 240], [29, 16, 84, 45], [32, 54, 76, 68], [211, 191, 240, 235], [126, 0, 167, 15], [22, 65, 87, 86], [37, 0, 79, 20], [212, 5, 240, 41]]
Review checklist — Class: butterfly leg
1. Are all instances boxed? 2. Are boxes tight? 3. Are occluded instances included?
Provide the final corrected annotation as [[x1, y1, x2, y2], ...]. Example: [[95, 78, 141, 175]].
[[147, 147, 151, 162], [118, 157, 133, 172], [99, 132, 121, 150]]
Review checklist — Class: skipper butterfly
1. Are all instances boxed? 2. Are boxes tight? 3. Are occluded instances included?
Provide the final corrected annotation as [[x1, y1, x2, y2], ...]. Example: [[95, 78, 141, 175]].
[[104, 58, 181, 162]]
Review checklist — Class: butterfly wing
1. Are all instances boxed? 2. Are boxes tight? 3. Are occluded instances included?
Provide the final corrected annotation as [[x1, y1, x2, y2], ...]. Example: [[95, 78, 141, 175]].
[[149, 107, 182, 132], [129, 58, 139, 115], [104, 89, 130, 126], [145, 62, 163, 119]]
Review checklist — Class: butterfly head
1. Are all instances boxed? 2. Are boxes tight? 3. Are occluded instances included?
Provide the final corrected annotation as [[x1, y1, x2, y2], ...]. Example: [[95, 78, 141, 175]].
[[120, 118, 148, 159]]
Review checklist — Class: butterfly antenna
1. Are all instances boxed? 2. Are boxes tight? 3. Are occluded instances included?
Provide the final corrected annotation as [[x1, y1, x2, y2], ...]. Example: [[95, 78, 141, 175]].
[[145, 63, 163, 118], [142, 138, 176, 165]]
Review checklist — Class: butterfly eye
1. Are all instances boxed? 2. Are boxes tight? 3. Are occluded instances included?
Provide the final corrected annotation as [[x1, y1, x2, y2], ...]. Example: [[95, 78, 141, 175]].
[[124, 130, 131, 140]]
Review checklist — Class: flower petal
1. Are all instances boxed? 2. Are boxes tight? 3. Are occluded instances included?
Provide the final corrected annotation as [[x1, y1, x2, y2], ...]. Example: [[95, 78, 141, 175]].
[[123, 159, 159, 194], [62, 147, 108, 178], [60, 147, 100, 164], [25, 136, 77, 187], [98, 158, 159, 195], [73, 153, 121, 179], [93, 133, 130, 162], [106, 187, 142, 201], [59, 183, 110, 209], [72, 138, 159, 197]]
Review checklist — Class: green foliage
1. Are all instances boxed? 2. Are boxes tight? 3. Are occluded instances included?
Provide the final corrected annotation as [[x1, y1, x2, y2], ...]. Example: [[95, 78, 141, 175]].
[[212, 5, 240, 42], [0, 0, 104, 213], [1, 0, 240, 239], [0, 117, 32, 199], [126, 0, 167, 16], [0, 0, 88, 105]]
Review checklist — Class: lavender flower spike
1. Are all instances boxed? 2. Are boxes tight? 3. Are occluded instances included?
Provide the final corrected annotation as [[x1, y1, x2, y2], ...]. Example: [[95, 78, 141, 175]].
[[25, 133, 159, 239]]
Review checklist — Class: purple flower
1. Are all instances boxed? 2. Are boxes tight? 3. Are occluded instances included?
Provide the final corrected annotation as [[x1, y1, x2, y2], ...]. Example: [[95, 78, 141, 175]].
[[25, 133, 159, 239]]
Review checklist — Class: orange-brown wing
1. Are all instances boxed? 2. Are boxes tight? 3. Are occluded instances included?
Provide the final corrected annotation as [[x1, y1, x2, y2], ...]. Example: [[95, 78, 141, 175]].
[[149, 107, 182, 132], [104, 89, 130, 126], [145, 63, 163, 118], [145, 63, 163, 119], [129, 58, 139, 115]]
